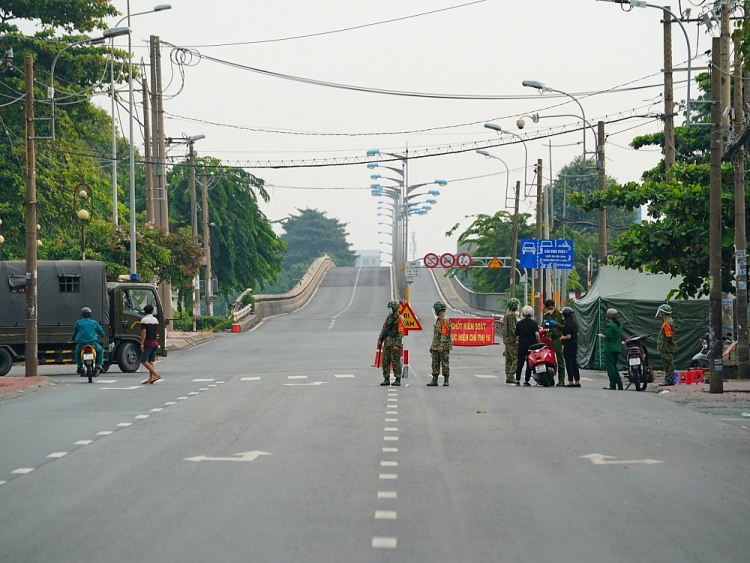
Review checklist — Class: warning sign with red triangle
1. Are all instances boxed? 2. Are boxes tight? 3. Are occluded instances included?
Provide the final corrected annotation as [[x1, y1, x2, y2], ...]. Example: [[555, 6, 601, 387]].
[[398, 301, 422, 331], [488, 256, 503, 269]]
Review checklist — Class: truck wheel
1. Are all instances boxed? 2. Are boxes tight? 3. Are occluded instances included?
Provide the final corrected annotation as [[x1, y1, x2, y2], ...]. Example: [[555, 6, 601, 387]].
[[117, 342, 140, 373], [0, 348, 12, 377]]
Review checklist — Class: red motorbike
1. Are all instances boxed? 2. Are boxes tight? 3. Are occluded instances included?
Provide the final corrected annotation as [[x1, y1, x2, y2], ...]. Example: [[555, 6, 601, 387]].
[[526, 327, 558, 387]]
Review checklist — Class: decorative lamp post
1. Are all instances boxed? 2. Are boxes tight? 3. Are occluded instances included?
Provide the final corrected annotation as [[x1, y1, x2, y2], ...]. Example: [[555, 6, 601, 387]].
[[72, 182, 93, 260]]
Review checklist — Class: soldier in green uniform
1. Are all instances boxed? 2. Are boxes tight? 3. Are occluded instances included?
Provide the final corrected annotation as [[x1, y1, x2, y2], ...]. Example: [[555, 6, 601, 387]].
[[428, 301, 452, 387], [502, 298, 520, 384], [543, 299, 566, 386], [656, 304, 678, 386], [378, 300, 403, 386]]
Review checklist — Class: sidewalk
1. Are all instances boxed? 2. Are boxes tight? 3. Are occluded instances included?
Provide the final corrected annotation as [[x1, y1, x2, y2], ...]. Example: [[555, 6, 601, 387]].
[[0, 376, 57, 401], [166, 330, 215, 351]]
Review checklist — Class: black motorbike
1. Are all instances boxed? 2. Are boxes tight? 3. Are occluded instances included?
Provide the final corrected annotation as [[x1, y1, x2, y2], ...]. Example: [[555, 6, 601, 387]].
[[624, 334, 653, 391]]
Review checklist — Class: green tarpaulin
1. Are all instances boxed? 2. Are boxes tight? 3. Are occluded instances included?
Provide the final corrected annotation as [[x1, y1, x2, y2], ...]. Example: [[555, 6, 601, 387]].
[[573, 266, 708, 371]]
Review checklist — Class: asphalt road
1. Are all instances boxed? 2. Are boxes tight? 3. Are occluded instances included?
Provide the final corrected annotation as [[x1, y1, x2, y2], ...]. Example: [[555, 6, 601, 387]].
[[1, 266, 748, 563]]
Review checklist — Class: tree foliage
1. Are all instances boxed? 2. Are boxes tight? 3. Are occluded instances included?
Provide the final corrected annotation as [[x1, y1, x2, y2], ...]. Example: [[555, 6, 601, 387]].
[[281, 208, 357, 268], [167, 157, 285, 295]]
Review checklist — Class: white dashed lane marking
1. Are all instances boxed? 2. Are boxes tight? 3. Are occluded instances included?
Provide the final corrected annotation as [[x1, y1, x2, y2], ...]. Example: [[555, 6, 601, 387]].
[[177, 397, 189, 400], [385, 428, 398, 432], [189, 392, 199, 395], [150, 408, 163, 412], [97, 431, 113, 435], [0, 481, 6, 486], [287, 376, 307, 380], [334, 374, 355, 378], [382, 447, 398, 453], [75, 440, 93, 445], [193, 379, 214, 382], [241, 377, 260, 381], [117, 423, 132, 427], [164, 401, 177, 405], [46, 452, 67, 459], [379, 474, 397, 480], [381, 461, 398, 467], [372, 537, 397, 549], [383, 437, 398, 441], [378, 491, 397, 499], [385, 418, 397, 422], [375, 510, 397, 520], [12, 468, 34, 474], [135, 415, 149, 419], [474, 374, 498, 379]]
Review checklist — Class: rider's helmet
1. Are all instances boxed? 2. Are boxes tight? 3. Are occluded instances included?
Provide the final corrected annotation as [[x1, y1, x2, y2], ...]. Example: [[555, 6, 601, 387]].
[[80, 307, 92, 318], [433, 301, 447, 312], [656, 304, 672, 317], [506, 298, 520, 311], [562, 307, 575, 317], [387, 300, 399, 312], [521, 305, 534, 318], [605, 308, 618, 319]]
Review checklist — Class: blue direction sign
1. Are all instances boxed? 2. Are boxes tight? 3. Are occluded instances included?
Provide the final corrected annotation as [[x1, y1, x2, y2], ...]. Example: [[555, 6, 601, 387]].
[[519, 239, 574, 270]]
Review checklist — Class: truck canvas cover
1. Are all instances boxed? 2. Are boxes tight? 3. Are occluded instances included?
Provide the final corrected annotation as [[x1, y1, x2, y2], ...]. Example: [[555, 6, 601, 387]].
[[0, 261, 109, 328]]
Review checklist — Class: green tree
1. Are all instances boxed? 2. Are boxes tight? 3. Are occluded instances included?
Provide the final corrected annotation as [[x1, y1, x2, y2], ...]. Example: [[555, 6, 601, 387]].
[[167, 157, 285, 296], [447, 211, 535, 294], [281, 208, 357, 268]]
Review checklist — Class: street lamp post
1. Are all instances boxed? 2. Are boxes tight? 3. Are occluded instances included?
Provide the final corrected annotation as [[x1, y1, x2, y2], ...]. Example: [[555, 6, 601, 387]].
[[72, 182, 93, 260], [110, 4, 172, 226]]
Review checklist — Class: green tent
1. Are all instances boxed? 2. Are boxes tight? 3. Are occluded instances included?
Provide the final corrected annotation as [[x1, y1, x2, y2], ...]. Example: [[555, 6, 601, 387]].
[[573, 266, 708, 371]]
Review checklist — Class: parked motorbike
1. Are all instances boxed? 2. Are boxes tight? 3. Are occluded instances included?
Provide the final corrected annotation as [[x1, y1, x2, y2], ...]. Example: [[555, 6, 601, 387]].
[[79, 344, 99, 383], [624, 334, 653, 391], [689, 332, 734, 372], [526, 327, 557, 387]]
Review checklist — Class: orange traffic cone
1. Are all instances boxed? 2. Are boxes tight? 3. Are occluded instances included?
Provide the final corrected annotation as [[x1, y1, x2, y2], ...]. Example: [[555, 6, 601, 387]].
[[372, 346, 382, 368]]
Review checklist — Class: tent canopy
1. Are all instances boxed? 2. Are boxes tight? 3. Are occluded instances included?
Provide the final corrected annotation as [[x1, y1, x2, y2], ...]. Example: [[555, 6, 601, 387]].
[[573, 266, 708, 371]]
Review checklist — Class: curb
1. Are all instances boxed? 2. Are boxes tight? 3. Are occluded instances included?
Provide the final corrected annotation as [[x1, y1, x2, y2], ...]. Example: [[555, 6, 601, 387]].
[[0, 376, 58, 401], [166, 331, 215, 352]]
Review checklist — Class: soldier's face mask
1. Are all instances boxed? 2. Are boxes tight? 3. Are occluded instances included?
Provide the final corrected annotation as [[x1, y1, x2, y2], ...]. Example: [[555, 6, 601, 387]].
[[387, 307, 394, 314]]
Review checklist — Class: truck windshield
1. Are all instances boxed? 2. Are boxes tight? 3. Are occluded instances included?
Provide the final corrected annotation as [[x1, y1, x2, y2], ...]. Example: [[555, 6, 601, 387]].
[[122, 288, 159, 317]]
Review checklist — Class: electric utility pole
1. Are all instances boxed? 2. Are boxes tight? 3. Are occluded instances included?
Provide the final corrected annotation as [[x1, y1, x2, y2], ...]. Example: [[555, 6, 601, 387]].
[[189, 141, 198, 331], [709, 37, 725, 394], [509, 180, 520, 300], [597, 121, 607, 263], [733, 37, 748, 379], [24, 55, 37, 377], [663, 6, 676, 170], [201, 172, 213, 316], [142, 75, 155, 223], [535, 159, 543, 323]]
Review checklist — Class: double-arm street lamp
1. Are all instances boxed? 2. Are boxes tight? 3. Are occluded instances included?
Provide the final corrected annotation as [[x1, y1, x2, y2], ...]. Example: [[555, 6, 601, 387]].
[[109, 4, 172, 226]]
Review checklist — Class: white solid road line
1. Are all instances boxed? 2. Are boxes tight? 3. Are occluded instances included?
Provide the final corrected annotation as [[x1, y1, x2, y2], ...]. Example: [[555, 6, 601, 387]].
[[74, 440, 93, 445], [378, 491, 397, 499], [372, 537, 397, 549], [374, 510, 397, 520], [11, 468, 34, 475], [46, 452, 68, 459], [379, 474, 397, 479]]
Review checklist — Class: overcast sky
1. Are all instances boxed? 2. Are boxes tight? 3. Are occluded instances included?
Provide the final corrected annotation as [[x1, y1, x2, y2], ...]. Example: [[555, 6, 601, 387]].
[[100, 0, 710, 261]]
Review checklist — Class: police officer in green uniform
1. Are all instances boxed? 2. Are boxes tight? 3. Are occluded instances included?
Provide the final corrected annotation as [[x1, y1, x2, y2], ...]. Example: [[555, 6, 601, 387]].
[[543, 299, 566, 385], [656, 304, 677, 386], [502, 298, 520, 384], [378, 300, 403, 386], [428, 301, 452, 386]]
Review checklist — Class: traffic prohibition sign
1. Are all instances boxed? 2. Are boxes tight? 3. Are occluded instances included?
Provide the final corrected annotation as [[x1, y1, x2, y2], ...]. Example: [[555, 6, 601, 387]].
[[424, 253, 439, 268], [440, 253, 455, 268], [456, 252, 472, 269]]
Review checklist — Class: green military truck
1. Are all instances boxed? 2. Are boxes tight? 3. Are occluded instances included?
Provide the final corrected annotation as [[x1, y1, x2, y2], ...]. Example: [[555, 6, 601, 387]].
[[0, 260, 167, 377]]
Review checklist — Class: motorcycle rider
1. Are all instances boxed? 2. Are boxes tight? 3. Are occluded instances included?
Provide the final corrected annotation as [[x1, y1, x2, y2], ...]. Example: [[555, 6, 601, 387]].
[[71, 307, 105, 375], [656, 304, 678, 386], [543, 299, 566, 386], [515, 305, 541, 386]]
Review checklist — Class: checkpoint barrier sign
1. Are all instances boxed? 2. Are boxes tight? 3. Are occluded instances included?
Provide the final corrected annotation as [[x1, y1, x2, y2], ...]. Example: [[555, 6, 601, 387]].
[[440, 253, 455, 268], [398, 301, 422, 331], [424, 253, 439, 268], [451, 318, 496, 347], [456, 252, 472, 269], [519, 239, 573, 270]]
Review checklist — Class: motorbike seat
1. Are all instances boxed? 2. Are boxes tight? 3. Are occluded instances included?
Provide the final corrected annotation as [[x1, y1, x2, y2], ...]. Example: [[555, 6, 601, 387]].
[[528, 343, 546, 351]]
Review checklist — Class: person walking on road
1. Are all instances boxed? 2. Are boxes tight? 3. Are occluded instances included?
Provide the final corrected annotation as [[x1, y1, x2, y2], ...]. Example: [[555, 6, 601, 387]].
[[656, 304, 678, 386], [502, 298, 520, 384], [428, 301, 453, 387], [515, 305, 541, 386], [560, 307, 581, 387], [543, 299, 566, 386], [140, 304, 162, 384], [378, 300, 403, 387], [598, 308, 623, 390]]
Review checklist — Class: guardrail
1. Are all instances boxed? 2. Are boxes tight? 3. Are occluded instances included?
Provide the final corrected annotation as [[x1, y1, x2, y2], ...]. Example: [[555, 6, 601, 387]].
[[448, 274, 508, 314], [234, 255, 336, 330]]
